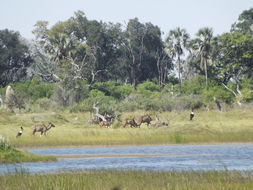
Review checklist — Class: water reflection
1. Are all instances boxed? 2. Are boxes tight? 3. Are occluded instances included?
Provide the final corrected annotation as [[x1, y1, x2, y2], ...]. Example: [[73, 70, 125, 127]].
[[1, 144, 253, 174]]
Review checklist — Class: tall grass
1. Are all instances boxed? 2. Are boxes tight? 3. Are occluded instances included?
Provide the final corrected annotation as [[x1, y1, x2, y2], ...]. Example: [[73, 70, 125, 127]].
[[0, 170, 253, 190], [0, 109, 253, 148]]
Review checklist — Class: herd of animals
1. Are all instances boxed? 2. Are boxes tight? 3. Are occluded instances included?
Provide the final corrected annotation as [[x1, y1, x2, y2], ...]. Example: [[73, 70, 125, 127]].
[[15, 112, 195, 138]]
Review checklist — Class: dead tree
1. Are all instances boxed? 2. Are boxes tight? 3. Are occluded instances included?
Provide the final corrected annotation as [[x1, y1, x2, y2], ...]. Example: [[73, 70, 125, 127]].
[[93, 102, 107, 122]]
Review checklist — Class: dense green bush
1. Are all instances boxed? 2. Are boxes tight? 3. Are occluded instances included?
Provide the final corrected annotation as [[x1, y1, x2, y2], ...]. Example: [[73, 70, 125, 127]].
[[4, 78, 55, 102], [89, 89, 106, 97], [0, 76, 252, 113], [137, 81, 161, 97], [91, 81, 134, 100], [70, 96, 118, 116], [202, 86, 234, 104]]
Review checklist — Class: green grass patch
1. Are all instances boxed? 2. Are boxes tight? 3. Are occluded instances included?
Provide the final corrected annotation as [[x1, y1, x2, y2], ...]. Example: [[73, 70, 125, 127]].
[[0, 170, 253, 190], [0, 136, 56, 164]]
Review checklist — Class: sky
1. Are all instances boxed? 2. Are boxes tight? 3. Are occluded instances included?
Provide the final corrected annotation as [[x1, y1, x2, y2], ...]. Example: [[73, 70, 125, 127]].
[[0, 0, 252, 40]]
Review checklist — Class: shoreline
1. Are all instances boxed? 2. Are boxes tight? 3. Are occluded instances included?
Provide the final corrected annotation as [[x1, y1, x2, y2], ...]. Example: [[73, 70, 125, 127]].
[[21, 141, 253, 149]]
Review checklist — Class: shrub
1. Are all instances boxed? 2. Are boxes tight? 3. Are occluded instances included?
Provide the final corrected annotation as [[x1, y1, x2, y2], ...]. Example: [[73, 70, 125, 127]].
[[202, 86, 234, 104], [242, 88, 253, 103], [0, 136, 11, 151], [89, 89, 105, 97], [92, 81, 134, 100], [5, 91, 26, 111], [162, 95, 204, 111], [137, 81, 161, 97], [12, 78, 55, 101]]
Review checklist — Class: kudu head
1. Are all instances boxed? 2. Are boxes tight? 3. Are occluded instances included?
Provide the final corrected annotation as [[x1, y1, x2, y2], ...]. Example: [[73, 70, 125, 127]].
[[48, 123, 55, 128]]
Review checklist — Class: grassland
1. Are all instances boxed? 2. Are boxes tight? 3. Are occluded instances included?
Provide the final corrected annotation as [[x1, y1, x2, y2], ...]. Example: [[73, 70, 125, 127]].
[[0, 137, 56, 164], [0, 147, 56, 164], [0, 170, 253, 190], [0, 108, 253, 148]]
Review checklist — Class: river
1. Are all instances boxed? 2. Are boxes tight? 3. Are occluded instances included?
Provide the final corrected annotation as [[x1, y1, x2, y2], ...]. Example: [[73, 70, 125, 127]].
[[0, 144, 253, 174]]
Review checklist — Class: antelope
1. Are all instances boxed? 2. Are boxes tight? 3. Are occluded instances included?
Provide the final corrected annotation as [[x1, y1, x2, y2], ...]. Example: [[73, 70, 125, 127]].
[[151, 122, 169, 128], [31, 123, 55, 137], [99, 119, 114, 128], [136, 115, 159, 127], [122, 118, 138, 128]]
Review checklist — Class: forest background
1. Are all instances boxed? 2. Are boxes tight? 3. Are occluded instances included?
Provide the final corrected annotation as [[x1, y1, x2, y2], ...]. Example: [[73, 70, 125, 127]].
[[0, 8, 252, 116]]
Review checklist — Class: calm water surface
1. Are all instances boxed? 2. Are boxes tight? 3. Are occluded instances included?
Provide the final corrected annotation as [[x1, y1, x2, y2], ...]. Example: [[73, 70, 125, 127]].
[[0, 144, 253, 174]]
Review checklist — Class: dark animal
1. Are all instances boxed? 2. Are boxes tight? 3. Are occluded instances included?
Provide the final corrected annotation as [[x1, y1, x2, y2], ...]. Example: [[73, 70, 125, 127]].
[[16, 126, 23, 138], [190, 111, 194, 120], [136, 115, 159, 127], [122, 118, 138, 128], [31, 123, 55, 137]]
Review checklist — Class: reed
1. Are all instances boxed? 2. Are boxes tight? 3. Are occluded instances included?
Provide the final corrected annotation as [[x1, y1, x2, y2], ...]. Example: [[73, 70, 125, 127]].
[[0, 170, 253, 190], [0, 109, 253, 148]]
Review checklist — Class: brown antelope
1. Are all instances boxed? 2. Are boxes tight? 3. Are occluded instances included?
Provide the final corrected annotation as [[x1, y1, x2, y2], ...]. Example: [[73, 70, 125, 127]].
[[151, 122, 169, 128], [136, 115, 159, 127], [122, 118, 138, 128], [99, 119, 114, 128], [31, 123, 55, 137]]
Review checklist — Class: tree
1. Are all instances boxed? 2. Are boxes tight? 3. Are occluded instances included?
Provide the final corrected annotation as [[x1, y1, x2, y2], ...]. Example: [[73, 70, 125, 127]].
[[155, 48, 172, 86], [165, 28, 190, 93], [193, 27, 213, 90], [231, 8, 253, 34], [213, 32, 253, 106], [0, 29, 32, 86], [165, 28, 189, 93], [122, 18, 147, 89]]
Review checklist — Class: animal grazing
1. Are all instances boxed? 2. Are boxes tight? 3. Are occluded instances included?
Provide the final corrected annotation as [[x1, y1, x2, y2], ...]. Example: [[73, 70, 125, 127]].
[[190, 111, 194, 120], [16, 126, 23, 138], [122, 118, 138, 128], [31, 123, 55, 137], [136, 115, 159, 127], [151, 122, 169, 128]]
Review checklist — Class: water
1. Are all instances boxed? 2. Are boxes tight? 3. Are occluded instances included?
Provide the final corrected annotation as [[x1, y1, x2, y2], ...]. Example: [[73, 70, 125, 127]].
[[1, 144, 253, 174]]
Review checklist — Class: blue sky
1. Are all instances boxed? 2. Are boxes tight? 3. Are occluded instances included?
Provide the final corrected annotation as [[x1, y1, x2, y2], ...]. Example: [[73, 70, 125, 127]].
[[0, 0, 252, 39]]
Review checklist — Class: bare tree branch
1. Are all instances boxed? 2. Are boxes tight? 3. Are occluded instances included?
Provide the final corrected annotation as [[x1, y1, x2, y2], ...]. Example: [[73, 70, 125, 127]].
[[93, 102, 107, 121]]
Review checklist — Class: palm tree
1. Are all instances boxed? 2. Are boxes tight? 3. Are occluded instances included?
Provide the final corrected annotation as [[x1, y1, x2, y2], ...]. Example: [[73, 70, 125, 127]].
[[194, 27, 213, 90], [165, 27, 189, 93]]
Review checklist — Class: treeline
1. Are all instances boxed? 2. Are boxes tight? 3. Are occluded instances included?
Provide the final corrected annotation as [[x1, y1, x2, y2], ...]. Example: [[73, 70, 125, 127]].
[[0, 9, 252, 112]]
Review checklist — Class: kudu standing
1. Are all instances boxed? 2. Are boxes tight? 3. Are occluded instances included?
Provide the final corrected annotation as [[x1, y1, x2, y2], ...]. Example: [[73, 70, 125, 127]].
[[31, 123, 55, 137], [136, 115, 159, 127], [122, 118, 138, 128]]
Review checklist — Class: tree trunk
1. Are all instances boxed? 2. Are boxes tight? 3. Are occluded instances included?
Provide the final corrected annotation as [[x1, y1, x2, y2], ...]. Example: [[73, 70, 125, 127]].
[[178, 56, 181, 94], [222, 83, 244, 107], [93, 102, 107, 121], [204, 60, 208, 90]]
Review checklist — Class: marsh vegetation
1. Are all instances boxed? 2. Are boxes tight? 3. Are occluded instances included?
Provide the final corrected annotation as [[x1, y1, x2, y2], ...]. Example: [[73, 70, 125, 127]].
[[1, 170, 253, 190]]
